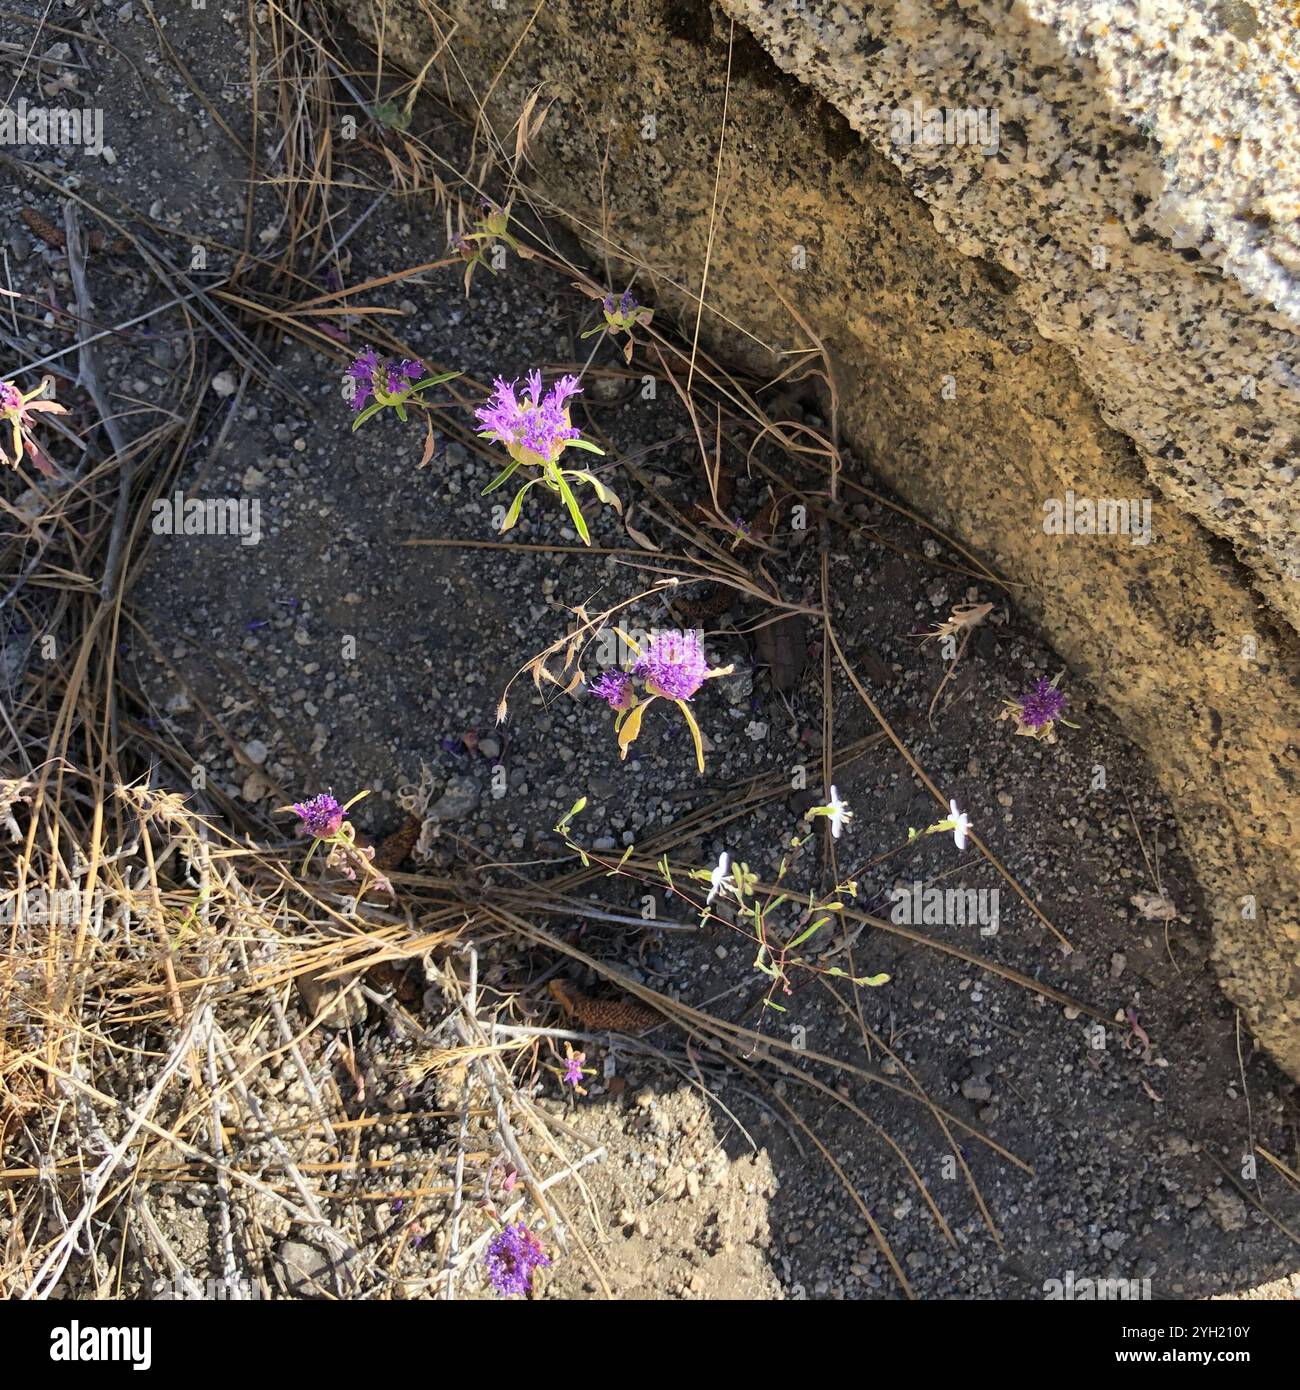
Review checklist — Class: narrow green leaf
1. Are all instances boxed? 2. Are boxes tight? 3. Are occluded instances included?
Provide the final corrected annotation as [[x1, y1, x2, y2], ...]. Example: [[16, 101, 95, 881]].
[[482, 457, 523, 494], [502, 480, 536, 532], [555, 473, 591, 544], [786, 916, 829, 950], [675, 699, 706, 773], [350, 400, 387, 431]]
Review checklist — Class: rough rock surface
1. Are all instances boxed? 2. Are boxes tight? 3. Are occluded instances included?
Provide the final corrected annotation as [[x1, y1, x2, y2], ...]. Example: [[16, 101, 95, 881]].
[[731, 0, 1300, 622], [341, 0, 1300, 1077]]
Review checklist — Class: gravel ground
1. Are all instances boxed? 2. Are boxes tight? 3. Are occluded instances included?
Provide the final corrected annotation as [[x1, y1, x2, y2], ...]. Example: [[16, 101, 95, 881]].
[[1, 1, 1296, 1300]]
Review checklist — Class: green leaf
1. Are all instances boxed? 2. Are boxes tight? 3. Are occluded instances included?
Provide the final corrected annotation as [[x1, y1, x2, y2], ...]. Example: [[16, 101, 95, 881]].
[[675, 699, 705, 773], [482, 457, 523, 494], [762, 999, 787, 1013], [555, 473, 591, 544], [554, 796, 587, 833], [786, 916, 829, 950], [502, 480, 538, 532], [372, 99, 410, 130], [410, 371, 462, 390], [350, 399, 388, 431], [565, 436, 606, 455], [826, 967, 891, 987], [568, 470, 622, 513]]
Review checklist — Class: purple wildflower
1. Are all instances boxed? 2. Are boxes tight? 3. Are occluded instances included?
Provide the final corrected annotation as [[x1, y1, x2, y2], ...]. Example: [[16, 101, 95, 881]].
[[589, 670, 633, 711], [562, 1047, 587, 1088], [1017, 678, 1067, 729], [344, 348, 424, 411], [475, 371, 582, 464], [0, 381, 22, 413], [634, 630, 709, 701], [292, 793, 346, 839], [386, 358, 424, 392], [602, 290, 639, 319], [484, 1222, 551, 1297], [345, 348, 379, 410]]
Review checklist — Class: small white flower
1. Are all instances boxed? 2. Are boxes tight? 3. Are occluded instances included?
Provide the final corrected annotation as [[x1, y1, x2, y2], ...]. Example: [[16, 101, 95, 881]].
[[948, 799, 970, 851], [825, 785, 852, 839], [706, 851, 733, 905]]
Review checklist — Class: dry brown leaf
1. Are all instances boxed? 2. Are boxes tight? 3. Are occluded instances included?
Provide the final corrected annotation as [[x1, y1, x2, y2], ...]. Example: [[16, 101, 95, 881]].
[[755, 614, 807, 692]]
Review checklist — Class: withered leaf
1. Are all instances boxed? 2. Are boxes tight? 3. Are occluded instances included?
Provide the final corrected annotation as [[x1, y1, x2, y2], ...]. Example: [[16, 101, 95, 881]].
[[755, 614, 807, 692]]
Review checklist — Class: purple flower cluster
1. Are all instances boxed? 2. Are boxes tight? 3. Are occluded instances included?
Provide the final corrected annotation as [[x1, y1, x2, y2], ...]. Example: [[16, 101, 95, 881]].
[[345, 347, 424, 411], [634, 629, 709, 701], [602, 290, 638, 318], [484, 1222, 551, 1297], [1018, 678, 1067, 729], [475, 371, 582, 464], [0, 381, 22, 414], [589, 670, 633, 711], [292, 793, 346, 839]]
